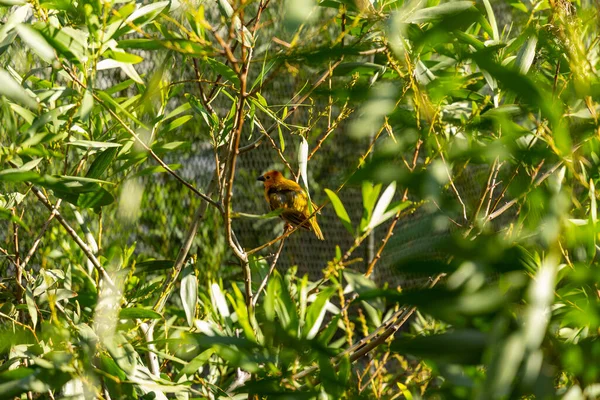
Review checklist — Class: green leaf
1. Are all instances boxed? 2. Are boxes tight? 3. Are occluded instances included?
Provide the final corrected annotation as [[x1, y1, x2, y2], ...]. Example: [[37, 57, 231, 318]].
[[113, 1, 170, 38], [25, 288, 37, 329], [349, 82, 397, 139], [37, 24, 85, 66], [216, 0, 234, 17], [134, 163, 181, 177], [0, 69, 37, 109], [180, 259, 198, 327], [118, 307, 162, 319], [358, 284, 518, 321], [278, 125, 285, 153], [210, 282, 230, 319], [105, 332, 137, 375], [337, 355, 351, 386], [317, 314, 340, 345], [175, 349, 214, 380], [366, 181, 396, 231], [206, 58, 240, 87], [0, 207, 29, 230], [0, 368, 46, 398], [0, 170, 40, 182], [97, 59, 143, 84], [75, 187, 115, 209], [228, 283, 257, 342], [483, 333, 526, 397], [514, 36, 537, 75], [68, 140, 122, 149], [96, 91, 147, 128], [0, 0, 26, 5], [162, 115, 193, 132], [324, 189, 353, 235], [0, 171, 114, 208], [333, 62, 386, 76], [86, 147, 118, 179], [10, 103, 35, 124], [103, 49, 143, 64], [523, 258, 557, 350], [391, 330, 488, 365], [304, 286, 336, 339], [481, 0, 499, 41], [99, 354, 136, 399], [406, 1, 474, 24], [28, 104, 76, 135], [79, 89, 94, 121], [15, 24, 55, 63], [118, 38, 210, 56], [134, 259, 174, 274], [265, 271, 298, 332]]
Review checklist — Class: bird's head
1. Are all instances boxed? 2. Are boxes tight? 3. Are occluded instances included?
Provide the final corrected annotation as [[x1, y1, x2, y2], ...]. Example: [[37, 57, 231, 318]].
[[257, 170, 283, 186]]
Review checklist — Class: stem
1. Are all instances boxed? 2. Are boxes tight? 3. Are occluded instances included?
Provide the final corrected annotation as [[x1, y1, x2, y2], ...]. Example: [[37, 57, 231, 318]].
[[252, 239, 285, 307], [28, 184, 116, 289]]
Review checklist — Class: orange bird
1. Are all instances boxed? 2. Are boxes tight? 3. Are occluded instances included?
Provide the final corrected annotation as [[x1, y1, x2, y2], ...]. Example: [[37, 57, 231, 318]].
[[257, 170, 324, 240]]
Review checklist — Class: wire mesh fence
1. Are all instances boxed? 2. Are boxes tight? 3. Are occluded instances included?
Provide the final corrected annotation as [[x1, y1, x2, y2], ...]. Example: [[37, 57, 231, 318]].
[[0, 1, 518, 290]]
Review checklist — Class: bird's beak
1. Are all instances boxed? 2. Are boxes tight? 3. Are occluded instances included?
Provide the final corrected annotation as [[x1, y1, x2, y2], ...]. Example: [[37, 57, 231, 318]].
[[257, 175, 266, 182]]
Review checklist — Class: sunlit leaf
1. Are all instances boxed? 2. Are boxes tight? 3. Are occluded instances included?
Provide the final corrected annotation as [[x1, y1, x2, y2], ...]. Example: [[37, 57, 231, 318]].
[[180, 260, 198, 327], [324, 189, 353, 235], [119, 308, 162, 319], [0, 68, 37, 109], [366, 181, 396, 231], [15, 24, 54, 62], [304, 287, 336, 339]]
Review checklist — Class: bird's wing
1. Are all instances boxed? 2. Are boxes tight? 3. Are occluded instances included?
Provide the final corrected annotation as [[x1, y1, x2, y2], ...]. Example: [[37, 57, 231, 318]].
[[267, 187, 313, 229], [282, 209, 312, 230], [267, 189, 297, 210]]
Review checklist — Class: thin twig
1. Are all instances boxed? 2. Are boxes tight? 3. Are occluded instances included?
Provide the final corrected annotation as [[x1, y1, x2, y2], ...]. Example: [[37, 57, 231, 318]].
[[487, 161, 563, 221], [28, 185, 116, 289], [20, 199, 62, 270], [254, 119, 297, 180], [291, 274, 444, 382], [62, 65, 221, 211], [12, 208, 22, 301], [365, 140, 423, 278], [252, 239, 285, 307], [307, 103, 352, 160], [364, 208, 402, 278], [242, 58, 345, 157]]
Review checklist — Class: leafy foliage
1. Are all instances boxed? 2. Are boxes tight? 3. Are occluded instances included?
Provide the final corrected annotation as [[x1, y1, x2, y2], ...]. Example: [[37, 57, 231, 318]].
[[1, 0, 599, 399]]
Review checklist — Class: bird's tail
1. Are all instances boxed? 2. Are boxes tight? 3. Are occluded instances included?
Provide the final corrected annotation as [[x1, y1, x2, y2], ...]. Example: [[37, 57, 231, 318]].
[[310, 218, 325, 240]]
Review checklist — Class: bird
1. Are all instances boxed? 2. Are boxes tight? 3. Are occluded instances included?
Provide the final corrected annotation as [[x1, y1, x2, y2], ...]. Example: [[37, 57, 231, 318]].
[[257, 170, 324, 240]]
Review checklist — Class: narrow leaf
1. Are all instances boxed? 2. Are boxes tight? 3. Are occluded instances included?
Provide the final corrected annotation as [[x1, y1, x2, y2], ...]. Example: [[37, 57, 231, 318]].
[[15, 24, 54, 62], [366, 181, 396, 231], [210, 282, 230, 318], [25, 288, 37, 329], [482, 0, 499, 41], [180, 260, 198, 327], [86, 147, 118, 179], [324, 189, 353, 235], [304, 287, 336, 339], [119, 308, 162, 319], [298, 136, 309, 189], [515, 36, 537, 75], [0, 69, 37, 109]]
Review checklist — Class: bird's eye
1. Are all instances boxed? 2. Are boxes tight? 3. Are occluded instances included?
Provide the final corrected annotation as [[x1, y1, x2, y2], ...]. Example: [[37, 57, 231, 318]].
[[266, 176, 271, 180]]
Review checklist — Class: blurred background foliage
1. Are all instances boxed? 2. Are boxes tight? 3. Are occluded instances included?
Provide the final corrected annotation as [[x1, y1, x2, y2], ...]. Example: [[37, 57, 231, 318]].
[[1, 0, 600, 398]]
